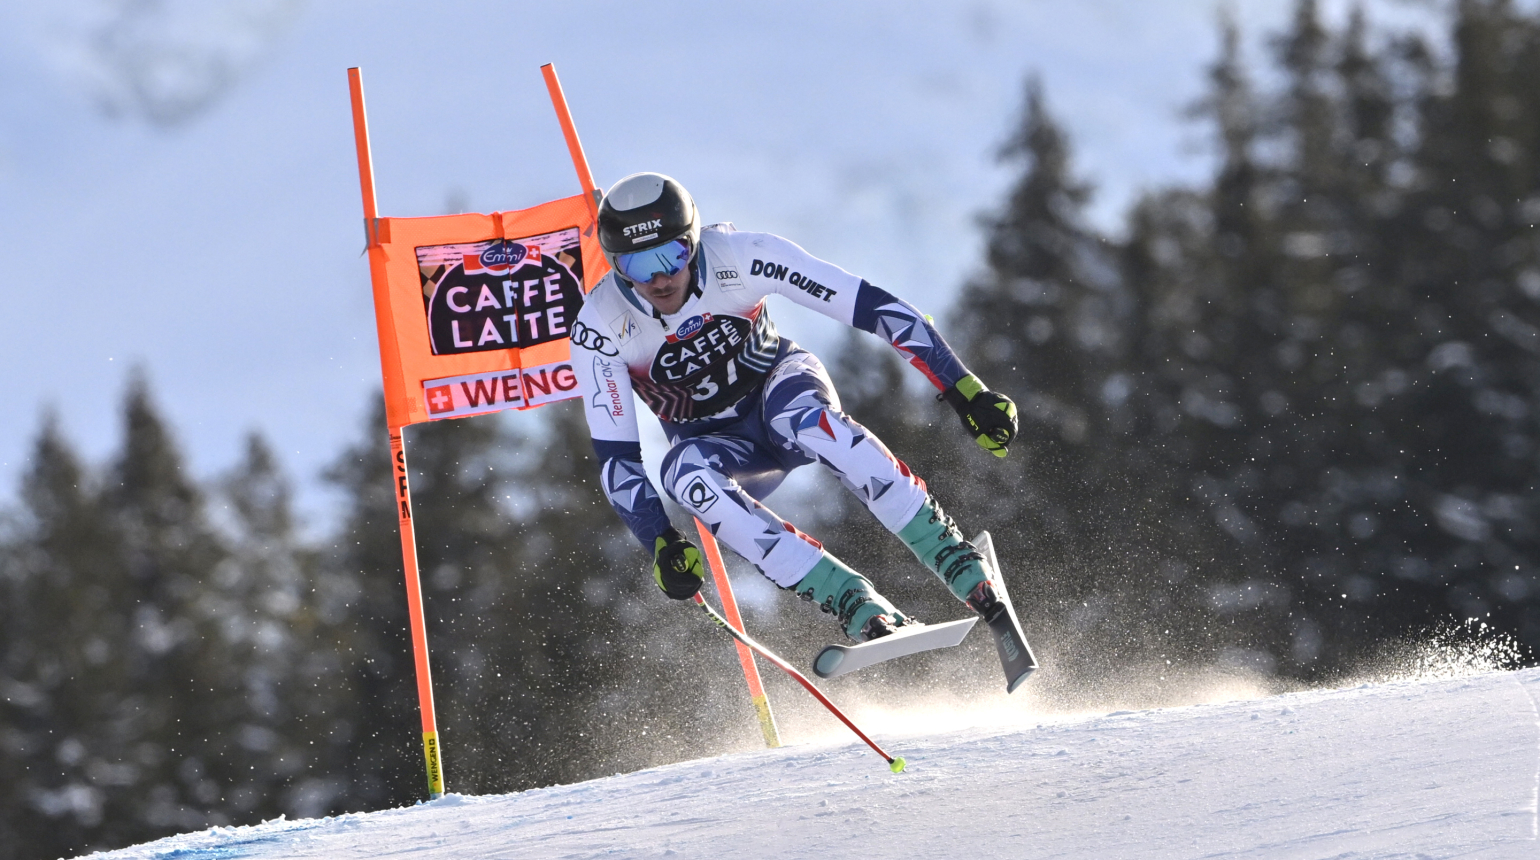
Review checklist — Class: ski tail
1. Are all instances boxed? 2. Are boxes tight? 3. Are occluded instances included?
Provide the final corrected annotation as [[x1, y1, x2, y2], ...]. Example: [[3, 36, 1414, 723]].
[[973, 531, 1037, 692]]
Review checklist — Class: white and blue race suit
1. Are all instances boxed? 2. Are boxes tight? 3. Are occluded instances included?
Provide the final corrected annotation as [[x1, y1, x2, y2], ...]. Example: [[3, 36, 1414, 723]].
[[569, 223, 975, 588]]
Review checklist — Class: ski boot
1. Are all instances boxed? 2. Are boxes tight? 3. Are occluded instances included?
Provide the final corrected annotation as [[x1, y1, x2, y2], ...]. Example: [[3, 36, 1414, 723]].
[[898, 495, 993, 612], [792, 551, 910, 642]]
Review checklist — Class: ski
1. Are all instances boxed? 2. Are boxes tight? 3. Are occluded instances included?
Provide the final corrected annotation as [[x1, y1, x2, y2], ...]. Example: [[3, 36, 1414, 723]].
[[812, 617, 978, 679], [974, 530, 1037, 693]]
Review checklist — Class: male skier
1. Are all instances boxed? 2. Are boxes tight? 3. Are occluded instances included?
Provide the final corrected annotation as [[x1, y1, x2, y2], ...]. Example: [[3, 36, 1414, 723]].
[[570, 173, 1018, 643]]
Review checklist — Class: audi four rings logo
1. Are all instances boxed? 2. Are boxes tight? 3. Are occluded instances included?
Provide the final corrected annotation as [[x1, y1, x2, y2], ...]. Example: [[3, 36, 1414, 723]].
[[714, 269, 739, 280], [683, 476, 719, 512], [570, 321, 618, 356]]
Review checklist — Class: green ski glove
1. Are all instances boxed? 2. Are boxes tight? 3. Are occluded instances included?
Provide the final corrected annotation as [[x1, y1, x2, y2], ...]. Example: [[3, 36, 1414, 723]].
[[940, 374, 1018, 458], [653, 527, 705, 599]]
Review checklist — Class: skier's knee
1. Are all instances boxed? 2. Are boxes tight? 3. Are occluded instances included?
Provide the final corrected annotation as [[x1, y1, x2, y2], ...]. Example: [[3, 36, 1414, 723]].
[[660, 445, 731, 514]]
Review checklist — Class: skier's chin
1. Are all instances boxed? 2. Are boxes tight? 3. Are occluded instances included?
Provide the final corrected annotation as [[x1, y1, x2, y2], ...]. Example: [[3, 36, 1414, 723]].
[[645, 289, 685, 314]]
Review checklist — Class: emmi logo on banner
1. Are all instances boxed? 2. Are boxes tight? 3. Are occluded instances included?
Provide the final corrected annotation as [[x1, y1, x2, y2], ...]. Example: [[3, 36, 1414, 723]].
[[423, 361, 577, 420]]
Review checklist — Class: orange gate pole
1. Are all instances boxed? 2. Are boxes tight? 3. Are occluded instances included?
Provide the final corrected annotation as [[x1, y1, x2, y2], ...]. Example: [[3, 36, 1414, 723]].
[[540, 64, 602, 219], [348, 67, 445, 799], [695, 521, 781, 748]]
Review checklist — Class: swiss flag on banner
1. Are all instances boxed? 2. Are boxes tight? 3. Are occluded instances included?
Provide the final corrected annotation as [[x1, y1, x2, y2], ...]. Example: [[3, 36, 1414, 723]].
[[425, 385, 455, 415]]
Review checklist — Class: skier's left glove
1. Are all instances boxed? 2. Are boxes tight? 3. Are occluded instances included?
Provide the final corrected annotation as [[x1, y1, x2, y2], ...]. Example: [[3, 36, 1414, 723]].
[[941, 374, 1018, 458], [653, 527, 705, 600]]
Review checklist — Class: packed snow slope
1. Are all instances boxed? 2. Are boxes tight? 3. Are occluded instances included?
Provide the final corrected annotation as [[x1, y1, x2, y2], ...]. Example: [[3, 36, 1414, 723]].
[[86, 667, 1540, 859]]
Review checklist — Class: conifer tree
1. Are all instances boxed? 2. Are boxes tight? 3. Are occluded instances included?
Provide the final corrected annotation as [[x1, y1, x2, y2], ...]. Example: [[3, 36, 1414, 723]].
[[1393, 0, 1540, 646], [1110, 0, 1540, 671], [950, 78, 1125, 538], [100, 375, 241, 834], [949, 77, 1205, 677], [1, 379, 260, 858], [0, 416, 132, 859], [215, 433, 343, 819]]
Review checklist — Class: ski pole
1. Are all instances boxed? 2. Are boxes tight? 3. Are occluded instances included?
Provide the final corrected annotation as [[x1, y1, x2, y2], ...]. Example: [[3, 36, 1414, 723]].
[[691, 593, 907, 773]]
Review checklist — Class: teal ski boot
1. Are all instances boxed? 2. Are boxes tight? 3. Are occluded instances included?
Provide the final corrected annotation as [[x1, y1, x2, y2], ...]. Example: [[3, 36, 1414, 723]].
[[898, 496, 994, 612], [792, 552, 909, 642]]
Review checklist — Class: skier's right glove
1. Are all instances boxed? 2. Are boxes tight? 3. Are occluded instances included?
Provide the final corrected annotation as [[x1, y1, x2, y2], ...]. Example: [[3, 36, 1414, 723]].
[[653, 527, 705, 600], [940, 374, 1018, 458]]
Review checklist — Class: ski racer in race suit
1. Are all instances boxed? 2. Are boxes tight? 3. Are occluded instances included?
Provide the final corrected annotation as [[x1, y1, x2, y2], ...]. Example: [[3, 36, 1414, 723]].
[[570, 173, 1019, 642]]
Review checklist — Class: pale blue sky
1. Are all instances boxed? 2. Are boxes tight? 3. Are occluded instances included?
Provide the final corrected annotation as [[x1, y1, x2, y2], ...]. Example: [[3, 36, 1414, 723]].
[[0, 1, 1442, 528]]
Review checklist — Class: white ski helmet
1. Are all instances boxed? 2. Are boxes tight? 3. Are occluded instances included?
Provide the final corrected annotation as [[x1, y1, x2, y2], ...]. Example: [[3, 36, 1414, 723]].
[[597, 173, 701, 281]]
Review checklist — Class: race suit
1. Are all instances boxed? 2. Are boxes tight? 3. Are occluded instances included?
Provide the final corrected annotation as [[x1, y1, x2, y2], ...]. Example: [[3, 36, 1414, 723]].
[[569, 224, 975, 588]]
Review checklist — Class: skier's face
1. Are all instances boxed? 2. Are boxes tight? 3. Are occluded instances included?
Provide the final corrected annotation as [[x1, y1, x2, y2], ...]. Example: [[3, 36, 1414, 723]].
[[635, 266, 692, 315]]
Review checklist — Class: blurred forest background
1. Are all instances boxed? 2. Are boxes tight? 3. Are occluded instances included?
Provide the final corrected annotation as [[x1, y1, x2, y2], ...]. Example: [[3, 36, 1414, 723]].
[[8, 1, 1540, 857]]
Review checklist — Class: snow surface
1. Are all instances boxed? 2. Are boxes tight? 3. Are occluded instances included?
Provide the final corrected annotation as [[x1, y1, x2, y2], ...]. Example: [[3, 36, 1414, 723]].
[[83, 667, 1540, 859]]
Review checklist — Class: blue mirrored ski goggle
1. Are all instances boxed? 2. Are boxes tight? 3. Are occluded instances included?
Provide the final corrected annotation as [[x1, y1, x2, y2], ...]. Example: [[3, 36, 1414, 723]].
[[615, 238, 692, 284]]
